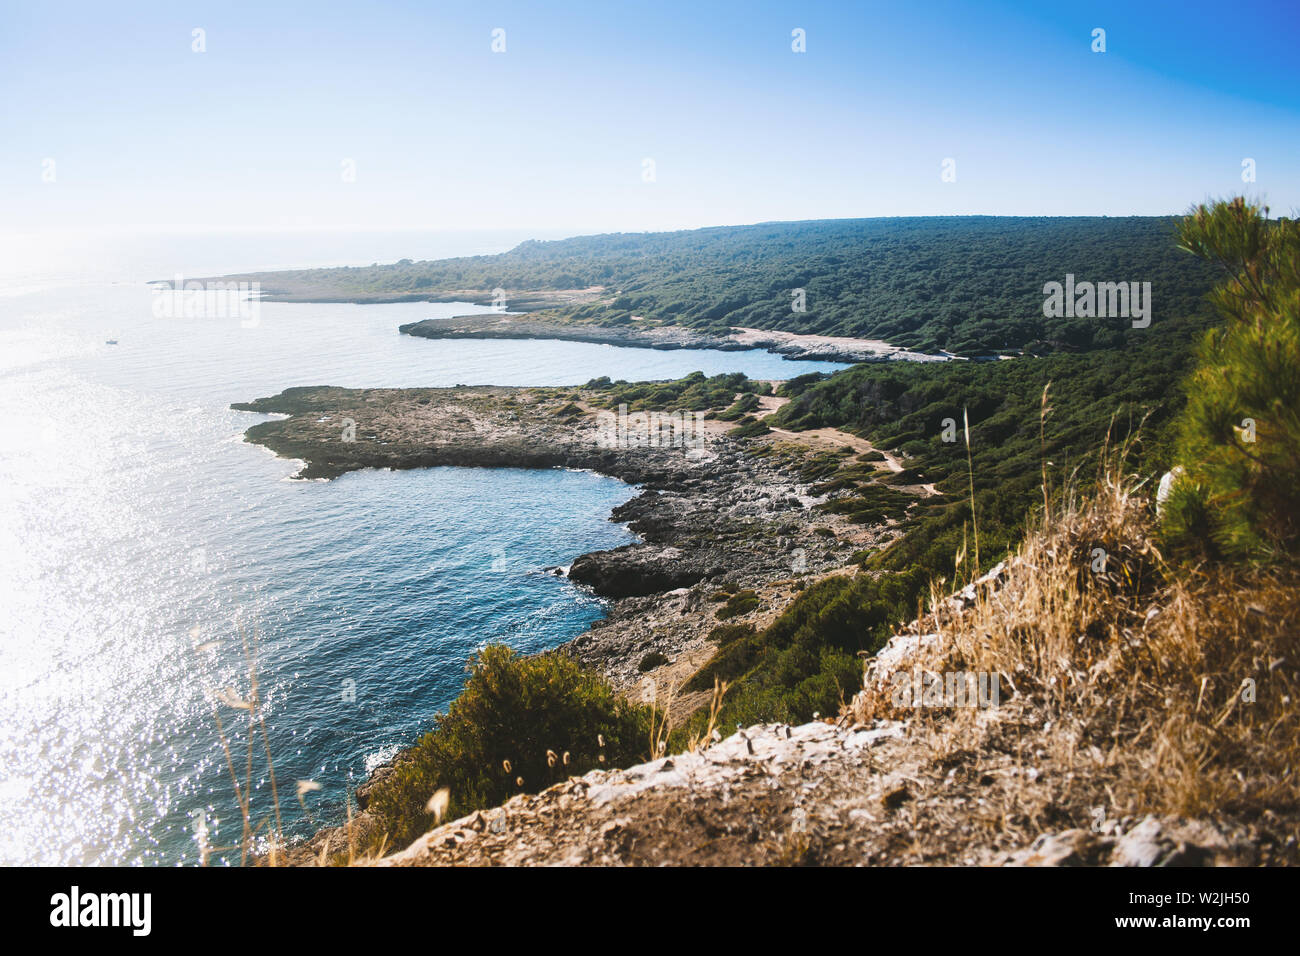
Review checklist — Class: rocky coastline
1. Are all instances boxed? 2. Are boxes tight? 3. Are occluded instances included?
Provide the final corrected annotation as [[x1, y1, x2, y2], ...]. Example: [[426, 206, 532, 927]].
[[232, 381, 912, 860], [398, 314, 947, 364], [231, 383, 898, 683]]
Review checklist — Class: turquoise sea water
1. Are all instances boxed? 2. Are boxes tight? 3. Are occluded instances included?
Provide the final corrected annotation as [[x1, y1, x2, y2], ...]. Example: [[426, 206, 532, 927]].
[[0, 232, 844, 865]]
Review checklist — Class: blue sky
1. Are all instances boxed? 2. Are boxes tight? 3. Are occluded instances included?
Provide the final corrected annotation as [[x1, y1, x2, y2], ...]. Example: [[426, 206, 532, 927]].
[[1, 0, 1297, 235]]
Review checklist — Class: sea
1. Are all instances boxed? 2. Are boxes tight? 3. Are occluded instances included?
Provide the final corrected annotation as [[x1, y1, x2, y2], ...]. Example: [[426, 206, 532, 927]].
[[0, 229, 843, 865]]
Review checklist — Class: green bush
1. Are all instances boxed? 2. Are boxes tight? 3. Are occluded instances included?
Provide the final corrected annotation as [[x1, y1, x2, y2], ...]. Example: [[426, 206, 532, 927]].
[[716, 589, 760, 619], [684, 623, 760, 692], [728, 417, 772, 438], [816, 483, 913, 524], [584, 371, 759, 412], [715, 392, 761, 421], [366, 645, 651, 846], [679, 568, 926, 737], [638, 650, 669, 672]]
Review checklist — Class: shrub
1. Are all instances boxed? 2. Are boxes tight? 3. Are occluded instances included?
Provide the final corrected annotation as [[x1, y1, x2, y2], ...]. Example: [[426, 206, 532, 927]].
[[1163, 199, 1300, 562], [366, 645, 651, 846], [728, 417, 771, 438], [816, 483, 913, 524], [684, 623, 760, 692], [716, 392, 761, 421], [584, 371, 759, 413], [716, 589, 760, 619], [638, 650, 669, 672], [678, 569, 925, 737]]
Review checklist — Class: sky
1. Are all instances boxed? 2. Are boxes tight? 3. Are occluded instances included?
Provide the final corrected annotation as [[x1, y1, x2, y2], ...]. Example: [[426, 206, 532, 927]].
[[1, 0, 1298, 237]]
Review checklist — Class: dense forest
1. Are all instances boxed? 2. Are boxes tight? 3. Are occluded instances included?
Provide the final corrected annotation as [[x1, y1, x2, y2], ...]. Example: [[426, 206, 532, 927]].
[[231, 217, 1221, 355]]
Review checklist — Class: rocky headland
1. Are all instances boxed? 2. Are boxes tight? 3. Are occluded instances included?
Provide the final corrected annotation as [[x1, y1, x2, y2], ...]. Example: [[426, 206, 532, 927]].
[[231, 382, 912, 701]]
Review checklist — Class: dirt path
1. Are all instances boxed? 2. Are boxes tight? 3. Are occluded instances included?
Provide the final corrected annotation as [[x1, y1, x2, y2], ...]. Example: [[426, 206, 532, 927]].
[[754, 394, 880, 453], [754, 391, 939, 496], [569, 385, 937, 496]]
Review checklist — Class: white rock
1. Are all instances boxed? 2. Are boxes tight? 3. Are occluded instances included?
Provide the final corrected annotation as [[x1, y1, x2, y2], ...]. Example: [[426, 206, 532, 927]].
[[1155, 466, 1185, 515]]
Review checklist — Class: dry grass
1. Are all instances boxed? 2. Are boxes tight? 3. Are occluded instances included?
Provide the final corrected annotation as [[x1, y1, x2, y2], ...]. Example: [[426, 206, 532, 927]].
[[645, 672, 731, 758], [199, 627, 389, 867], [685, 676, 730, 753], [198, 626, 289, 866], [851, 456, 1300, 837]]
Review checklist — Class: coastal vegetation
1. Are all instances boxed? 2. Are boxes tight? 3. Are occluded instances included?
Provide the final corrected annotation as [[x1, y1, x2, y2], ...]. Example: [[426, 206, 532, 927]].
[[770, 308, 1211, 572], [715, 588, 760, 620], [642, 316, 1213, 737], [222, 216, 1220, 356], [582, 370, 769, 412], [842, 461, 1300, 861], [365, 645, 650, 846]]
